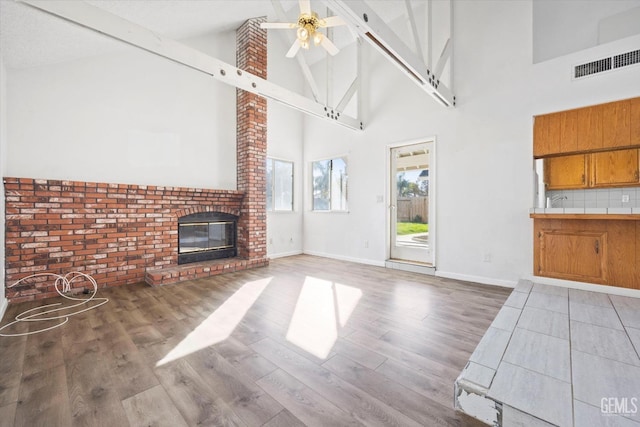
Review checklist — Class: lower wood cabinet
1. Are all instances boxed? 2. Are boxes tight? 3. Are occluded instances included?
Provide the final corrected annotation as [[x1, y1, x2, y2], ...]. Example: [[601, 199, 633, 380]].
[[534, 219, 638, 289], [538, 229, 606, 283]]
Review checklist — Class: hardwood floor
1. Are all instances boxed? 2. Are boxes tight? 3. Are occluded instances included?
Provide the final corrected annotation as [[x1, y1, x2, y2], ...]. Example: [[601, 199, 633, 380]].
[[0, 255, 511, 426]]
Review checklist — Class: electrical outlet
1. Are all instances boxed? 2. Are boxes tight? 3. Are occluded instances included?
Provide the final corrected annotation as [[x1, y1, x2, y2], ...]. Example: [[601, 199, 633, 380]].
[[269, 238, 273, 244], [483, 253, 492, 263], [622, 194, 630, 203], [364, 240, 369, 248]]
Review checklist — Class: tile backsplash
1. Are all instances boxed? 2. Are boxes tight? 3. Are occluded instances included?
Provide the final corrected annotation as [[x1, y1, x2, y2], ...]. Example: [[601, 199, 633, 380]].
[[546, 187, 640, 208]]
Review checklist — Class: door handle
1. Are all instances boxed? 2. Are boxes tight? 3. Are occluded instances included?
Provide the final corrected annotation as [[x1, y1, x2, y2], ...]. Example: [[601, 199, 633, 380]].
[[595, 240, 599, 254], [390, 205, 396, 210]]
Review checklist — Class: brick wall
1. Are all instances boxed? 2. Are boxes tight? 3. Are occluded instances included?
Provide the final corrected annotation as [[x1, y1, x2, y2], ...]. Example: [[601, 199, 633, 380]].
[[4, 177, 247, 302], [236, 17, 268, 262]]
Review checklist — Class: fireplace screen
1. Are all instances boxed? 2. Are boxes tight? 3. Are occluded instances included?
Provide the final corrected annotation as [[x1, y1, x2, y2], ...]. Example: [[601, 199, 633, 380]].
[[179, 222, 234, 253], [178, 213, 237, 264]]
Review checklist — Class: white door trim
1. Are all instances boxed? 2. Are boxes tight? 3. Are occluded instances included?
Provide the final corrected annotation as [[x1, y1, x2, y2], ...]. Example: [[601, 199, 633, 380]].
[[385, 137, 437, 267]]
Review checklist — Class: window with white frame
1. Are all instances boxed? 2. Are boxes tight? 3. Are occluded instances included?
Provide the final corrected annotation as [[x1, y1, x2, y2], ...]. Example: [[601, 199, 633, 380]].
[[266, 158, 294, 211], [312, 157, 348, 211]]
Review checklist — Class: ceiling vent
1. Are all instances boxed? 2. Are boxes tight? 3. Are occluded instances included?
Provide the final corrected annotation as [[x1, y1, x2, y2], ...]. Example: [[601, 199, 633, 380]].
[[573, 49, 640, 79]]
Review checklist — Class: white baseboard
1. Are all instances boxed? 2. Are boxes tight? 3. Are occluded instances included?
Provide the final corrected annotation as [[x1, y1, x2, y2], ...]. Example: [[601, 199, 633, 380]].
[[436, 271, 517, 288], [302, 250, 386, 267], [268, 250, 303, 260], [0, 297, 7, 323], [524, 274, 640, 298]]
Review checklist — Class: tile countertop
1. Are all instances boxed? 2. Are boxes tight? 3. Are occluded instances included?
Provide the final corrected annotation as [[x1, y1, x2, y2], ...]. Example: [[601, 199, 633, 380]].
[[529, 208, 640, 219], [530, 207, 640, 214]]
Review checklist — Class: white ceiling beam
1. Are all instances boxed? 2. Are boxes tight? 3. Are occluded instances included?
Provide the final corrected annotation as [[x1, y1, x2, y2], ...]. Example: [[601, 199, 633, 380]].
[[270, 0, 321, 102], [335, 77, 357, 114], [404, 0, 424, 63], [326, 12, 334, 107], [433, 38, 451, 81], [426, 0, 432, 70], [18, 0, 362, 130], [326, 0, 455, 107]]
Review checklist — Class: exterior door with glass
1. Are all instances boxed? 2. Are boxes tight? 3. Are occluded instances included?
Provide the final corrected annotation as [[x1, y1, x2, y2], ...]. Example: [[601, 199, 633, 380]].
[[390, 142, 433, 265]]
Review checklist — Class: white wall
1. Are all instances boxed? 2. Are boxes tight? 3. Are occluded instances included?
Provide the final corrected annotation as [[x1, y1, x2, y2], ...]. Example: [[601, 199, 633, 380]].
[[6, 32, 238, 190], [532, 34, 640, 114], [302, 0, 534, 284], [0, 53, 7, 319], [266, 32, 304, 258], [4, 15, 305, 261], [533, 0, 640, 63], [302, 0, 640, 287]]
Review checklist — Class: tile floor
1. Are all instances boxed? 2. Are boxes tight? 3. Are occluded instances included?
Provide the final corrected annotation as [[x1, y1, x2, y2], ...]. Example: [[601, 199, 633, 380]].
[[455, 280, 640, 427]]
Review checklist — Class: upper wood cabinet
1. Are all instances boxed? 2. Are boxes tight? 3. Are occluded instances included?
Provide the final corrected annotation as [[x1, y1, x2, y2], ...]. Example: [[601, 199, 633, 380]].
[[534, 97, 640, 157], [577, 105, 603, 152], [631, 97, 640, 146], [603, 100, 631, 148], [533, 115, 553, 157], [591, 148, 640, 187], [545, 154, 589, 190], [534, 111, 578, 157]]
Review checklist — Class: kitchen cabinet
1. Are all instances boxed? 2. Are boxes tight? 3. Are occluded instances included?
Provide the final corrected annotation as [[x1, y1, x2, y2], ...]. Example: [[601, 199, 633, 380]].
[[533, 115, 556, 157], [591, 148, 639, 187], [534, 111, 578, 157], [603, 100, 630, 149], [576, 105, 603, 152], [545, 148, 640, 190], [537, 229, 607, 284], [631, 97, 640, 146], [533, 97, 640, 157], [544, 154, 589, 190], [533, 218, 638, 289]]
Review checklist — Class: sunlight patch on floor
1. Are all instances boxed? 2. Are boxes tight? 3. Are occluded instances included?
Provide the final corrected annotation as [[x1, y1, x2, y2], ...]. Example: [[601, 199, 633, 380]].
[[156, 277, 272, 366], [286, 276, 362, 359]]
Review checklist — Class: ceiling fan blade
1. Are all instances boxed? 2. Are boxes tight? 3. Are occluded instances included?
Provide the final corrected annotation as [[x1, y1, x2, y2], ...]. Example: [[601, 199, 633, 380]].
[[320, 36, 340, 56], [286, 40, 302, 58], [299, 0, 311, 15], [320, 16, 346, 28], [260, 22, 296, 29]]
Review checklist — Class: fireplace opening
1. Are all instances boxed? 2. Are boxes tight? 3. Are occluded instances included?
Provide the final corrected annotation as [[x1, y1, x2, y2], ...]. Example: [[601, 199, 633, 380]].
[[178, 212, 237, 264]]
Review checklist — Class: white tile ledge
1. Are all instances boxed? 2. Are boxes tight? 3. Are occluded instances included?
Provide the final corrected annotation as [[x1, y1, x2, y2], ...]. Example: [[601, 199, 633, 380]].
[[530, 207, 638, 214]]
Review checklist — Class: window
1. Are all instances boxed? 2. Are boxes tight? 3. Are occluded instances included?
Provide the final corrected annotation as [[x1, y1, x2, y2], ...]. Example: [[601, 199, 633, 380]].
[[312, 157, 348, 211], [266, 158, 293, 211]]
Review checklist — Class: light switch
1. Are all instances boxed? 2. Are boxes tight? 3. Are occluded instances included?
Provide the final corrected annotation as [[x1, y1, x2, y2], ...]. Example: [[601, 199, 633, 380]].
[[622, 195, 630, 203]]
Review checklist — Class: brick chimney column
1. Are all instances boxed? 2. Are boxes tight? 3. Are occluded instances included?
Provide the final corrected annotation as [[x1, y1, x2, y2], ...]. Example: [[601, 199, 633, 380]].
[[236, 17, 268, 263]]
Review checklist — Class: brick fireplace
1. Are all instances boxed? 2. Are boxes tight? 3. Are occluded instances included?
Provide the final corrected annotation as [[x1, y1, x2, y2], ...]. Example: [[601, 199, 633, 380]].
[[3, 17, 269, 302]]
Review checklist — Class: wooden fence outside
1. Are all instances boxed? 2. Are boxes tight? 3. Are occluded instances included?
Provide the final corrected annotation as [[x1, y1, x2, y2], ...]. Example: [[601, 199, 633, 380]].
[[397, 197, 429, 223]]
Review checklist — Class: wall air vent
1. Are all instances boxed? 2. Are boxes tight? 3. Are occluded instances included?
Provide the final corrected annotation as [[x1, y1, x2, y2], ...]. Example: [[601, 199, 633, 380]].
[[573, 49, 640, 80], [614, 49, 640, 69], [574, 57, 611, 78]]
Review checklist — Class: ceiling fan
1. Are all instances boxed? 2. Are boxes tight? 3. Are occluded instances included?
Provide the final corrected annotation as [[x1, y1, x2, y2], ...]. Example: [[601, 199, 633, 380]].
[[260, 0, 347, 58]]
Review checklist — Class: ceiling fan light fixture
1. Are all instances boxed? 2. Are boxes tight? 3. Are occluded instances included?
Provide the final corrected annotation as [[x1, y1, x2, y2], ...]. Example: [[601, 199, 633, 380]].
[[313, 31, 323, 46], [297, 26, 309, 41], [262, 6, 344, 58]]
